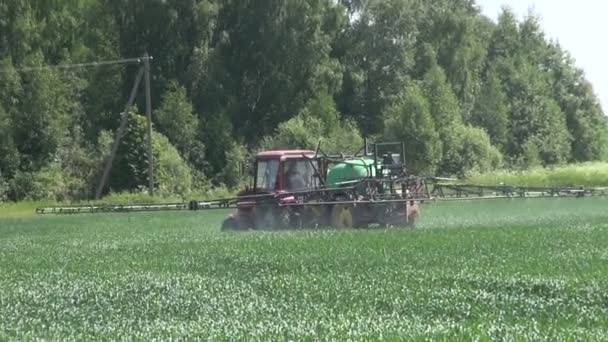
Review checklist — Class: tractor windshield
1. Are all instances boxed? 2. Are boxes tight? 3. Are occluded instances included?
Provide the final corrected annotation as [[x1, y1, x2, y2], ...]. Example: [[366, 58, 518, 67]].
[[284, 159, 317, 191], [255, 159, 280, 192]]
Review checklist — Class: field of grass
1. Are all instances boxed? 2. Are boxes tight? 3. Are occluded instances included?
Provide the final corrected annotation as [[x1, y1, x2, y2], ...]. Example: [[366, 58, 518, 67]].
[[467, 162, 608, 188], [1, 198, 608, 339]]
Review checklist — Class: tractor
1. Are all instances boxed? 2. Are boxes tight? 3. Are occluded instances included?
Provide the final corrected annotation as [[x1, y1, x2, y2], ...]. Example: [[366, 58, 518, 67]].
[[220, 142, 422, 230]]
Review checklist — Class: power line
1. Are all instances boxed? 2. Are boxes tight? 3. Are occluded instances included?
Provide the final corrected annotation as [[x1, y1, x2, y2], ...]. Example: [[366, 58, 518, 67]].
[[0, 56, 153, 73]]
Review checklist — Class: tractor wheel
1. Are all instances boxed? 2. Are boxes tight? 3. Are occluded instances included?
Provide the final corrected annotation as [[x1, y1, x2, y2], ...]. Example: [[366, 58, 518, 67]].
[[331, 204, 355, 229], [404, 202, 420, 229], [276, 208, 290, 229], [405, 212, 418, 229], [308, 205, 328, 227], [254, 206, 290, 230], [221, 217, 240, 231]]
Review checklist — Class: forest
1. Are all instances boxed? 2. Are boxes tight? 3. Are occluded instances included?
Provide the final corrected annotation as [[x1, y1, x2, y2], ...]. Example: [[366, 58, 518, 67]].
[[0, 0, 606, 201]]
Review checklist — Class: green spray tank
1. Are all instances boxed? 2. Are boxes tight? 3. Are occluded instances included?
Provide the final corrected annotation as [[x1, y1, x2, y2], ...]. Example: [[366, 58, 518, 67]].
[[326, 158, 376, 188]]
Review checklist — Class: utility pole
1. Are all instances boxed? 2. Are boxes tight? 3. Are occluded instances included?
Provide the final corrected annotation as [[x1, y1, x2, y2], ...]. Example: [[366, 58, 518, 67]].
[[95, 66, 145, 199], [95, 54, 154, 199], [144, 53, 154, 197]]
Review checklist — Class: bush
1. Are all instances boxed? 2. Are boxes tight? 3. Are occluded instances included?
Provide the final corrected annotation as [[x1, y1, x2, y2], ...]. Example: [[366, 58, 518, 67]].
[[383, 83, 442, 174], [16, 168, 79, 201], [155, 82, 201, 162], [260, 92, 364, 155], [107, 114, 153, 192], [218, 142, 248, 189], [8, 167, 64, 201], [0, 174, 8, 203], [260, 114, 363, 155], [5, 130, 106, 201], [439, 125, 503, 177], [153, 132, 194, 197], [105, 114, 194, 197]]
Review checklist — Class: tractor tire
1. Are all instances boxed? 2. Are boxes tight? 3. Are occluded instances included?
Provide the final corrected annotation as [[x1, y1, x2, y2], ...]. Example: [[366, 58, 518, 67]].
[[404, 202, 420, 229], [330, 204, 355, 229], [254, 206, 290, 230], [404, 212, 418, 229], [221, 217, 240, 231]]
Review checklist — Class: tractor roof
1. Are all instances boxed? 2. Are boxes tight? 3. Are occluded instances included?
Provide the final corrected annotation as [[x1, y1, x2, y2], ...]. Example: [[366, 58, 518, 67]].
[[256, 150, 315, 159]]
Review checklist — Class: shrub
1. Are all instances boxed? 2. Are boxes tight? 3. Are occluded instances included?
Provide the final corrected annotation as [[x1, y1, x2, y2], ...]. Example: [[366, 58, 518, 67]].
[[439, 125, 503, 177], [155, 82, 201, 162], [219, 142, 248, 189], [260, 92, 364, 155], [105, 114, 194, 197], [0, 174, 8, 203], [153, 132, 193, 197], [383, 83, 442, 174], [8, 169, 57, 201]]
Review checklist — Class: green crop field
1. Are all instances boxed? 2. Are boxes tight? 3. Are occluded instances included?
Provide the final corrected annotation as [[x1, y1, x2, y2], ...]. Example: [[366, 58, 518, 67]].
[[1, 198, 608, 340]]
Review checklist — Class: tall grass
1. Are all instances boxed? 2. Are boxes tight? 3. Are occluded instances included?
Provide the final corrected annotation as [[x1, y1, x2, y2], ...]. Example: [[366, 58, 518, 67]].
[[467, 162, 608, 188]]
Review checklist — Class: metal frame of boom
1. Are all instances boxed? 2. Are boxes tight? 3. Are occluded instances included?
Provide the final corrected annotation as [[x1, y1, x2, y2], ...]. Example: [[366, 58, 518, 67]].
[[35, 178, 608, 215]]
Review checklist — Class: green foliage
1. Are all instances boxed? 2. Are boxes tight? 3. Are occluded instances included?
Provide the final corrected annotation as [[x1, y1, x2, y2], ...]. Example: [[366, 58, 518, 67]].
[[107, 113, 193, 196], [0, 60, 21, 179], [155, 81, 206, 170], [471, 68, 509, 149], [338, 0, 416, 135], [199, 0, 344, 143], [203, 112, 235, 177], [260, 92, 363, 154], [6, 136, 99, 201], [383, 83, 442, 174], [0, 175, 8, 203], [8, 53, 85, 172], [7, 165, 80, 202], [415, 2, 491, 120], [108, 113, 151, 193], [153, 132, 193, 197], [439, 125, 503, 177], [418, 65, 502, 176], [155, 82, 198, 153], [422, 65, 462, 131], [543, 43, 608, 162], [507, 67, 572, 166], [219, 142, 248, 189], [0, 104, 19, 179]]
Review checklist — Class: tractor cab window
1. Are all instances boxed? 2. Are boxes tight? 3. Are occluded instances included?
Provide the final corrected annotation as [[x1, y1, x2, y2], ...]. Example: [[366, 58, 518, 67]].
[[256, 159, 280, 192], [284, 159, 317, 191]]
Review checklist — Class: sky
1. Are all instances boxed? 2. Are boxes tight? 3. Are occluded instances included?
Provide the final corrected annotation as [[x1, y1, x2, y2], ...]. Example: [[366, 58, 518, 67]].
[[476, 0, 607, 113]]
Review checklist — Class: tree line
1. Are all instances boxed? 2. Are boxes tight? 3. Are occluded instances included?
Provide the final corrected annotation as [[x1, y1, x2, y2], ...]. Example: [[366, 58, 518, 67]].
[[0, 0, 606, 201]]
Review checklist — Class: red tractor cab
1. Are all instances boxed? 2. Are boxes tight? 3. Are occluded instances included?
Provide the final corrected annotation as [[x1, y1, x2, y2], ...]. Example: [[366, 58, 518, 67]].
[[222, 150, 320, 230], [254, 150, 320, 193]]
